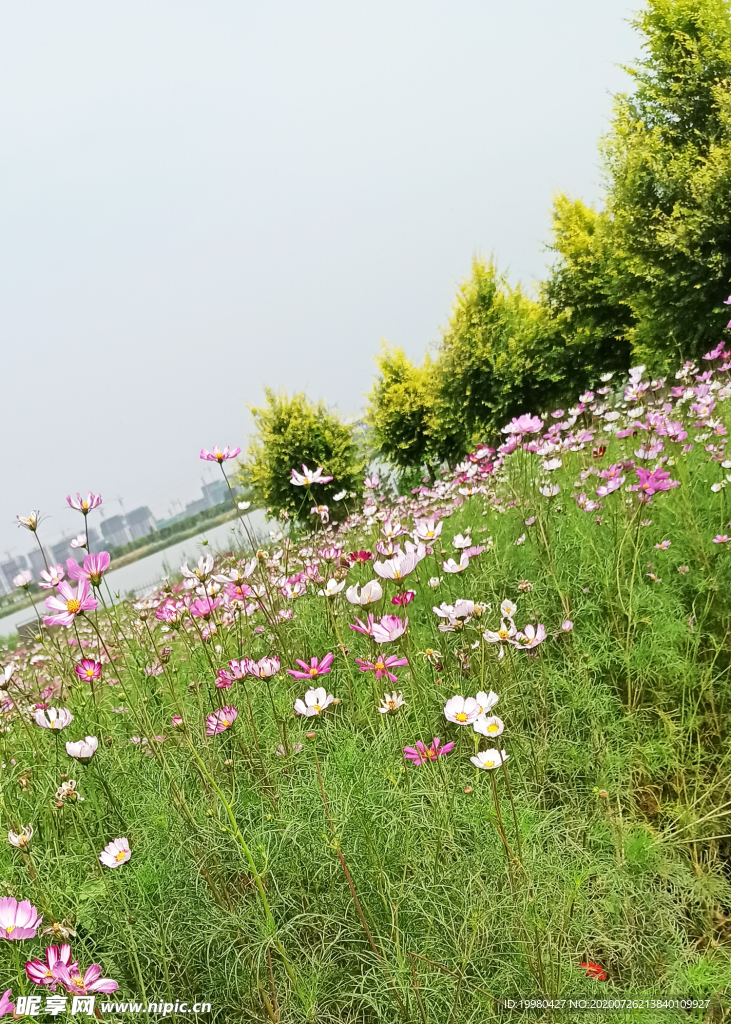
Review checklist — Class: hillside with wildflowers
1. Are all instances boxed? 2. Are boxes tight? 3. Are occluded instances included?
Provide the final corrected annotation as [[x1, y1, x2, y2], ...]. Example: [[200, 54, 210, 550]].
[[1, 344, 731, 1023]]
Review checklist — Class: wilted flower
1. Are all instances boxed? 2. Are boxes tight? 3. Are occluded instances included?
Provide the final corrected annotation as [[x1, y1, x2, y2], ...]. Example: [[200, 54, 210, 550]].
[[470, 748, 508, 770], [294, 686, 335, 717], [55, 780, 83, 803], [65, 736, 98, 762], [403, 737, 454, 765], [8, 824, 33, 849], [99, 838, 131, 869], [34, 707, 73, 731], [205, 706, 239, 735], [0, 897, 42, 940], [17, 511, 41, 532]]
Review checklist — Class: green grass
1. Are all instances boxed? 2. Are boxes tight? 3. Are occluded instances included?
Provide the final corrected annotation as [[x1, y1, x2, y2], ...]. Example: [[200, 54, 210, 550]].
[[2, 368, 731, 1023]]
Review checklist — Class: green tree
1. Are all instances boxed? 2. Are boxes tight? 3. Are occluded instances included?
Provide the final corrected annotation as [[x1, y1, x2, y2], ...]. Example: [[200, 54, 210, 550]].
[[540, 195, 635, 385], [241, 389, 364, 523], [603, 0, 731, 367], [367, 344, 441, 477], [431, 258, 547, 448]]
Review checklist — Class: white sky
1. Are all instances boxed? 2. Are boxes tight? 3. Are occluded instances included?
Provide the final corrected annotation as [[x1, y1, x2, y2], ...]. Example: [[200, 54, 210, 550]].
[[0, 0, 638, 558]]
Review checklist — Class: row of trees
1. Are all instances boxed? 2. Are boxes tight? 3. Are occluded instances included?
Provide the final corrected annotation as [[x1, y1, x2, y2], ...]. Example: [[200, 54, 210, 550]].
[[241, 0, 731, 518]]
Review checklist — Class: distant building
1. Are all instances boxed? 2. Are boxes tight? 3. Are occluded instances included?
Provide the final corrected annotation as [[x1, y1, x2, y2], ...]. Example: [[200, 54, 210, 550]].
[[0, 558, 23, 593], [202, 480, 229, 507], [185, 497, 209, 517], [27, 548, 46, 578], [100, 515, 130, 548], [126, 506, 156, 541]]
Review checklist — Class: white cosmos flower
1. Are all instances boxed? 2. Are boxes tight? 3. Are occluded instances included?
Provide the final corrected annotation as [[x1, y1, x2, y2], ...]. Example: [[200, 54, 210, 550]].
[[473, 715, 504, 738], [452, 534, 472, 549], [500, 600, 517, 620], [539, 483, 560, 497], [442, 555, 469, 574], [333, 490, 347, 501], [427, 577, 443, 589], [294, 687, 335, 717], [475, 689, 499, 715], [470, 749, 508, 770], [317, 578, 346, 598], [443, 695, 480, 725], [238, 501, 252, 510], [378, 691, 406, 714], [346, 580, 383, 606], [8, 824, 33, 849], [542, 458, 562, 471]]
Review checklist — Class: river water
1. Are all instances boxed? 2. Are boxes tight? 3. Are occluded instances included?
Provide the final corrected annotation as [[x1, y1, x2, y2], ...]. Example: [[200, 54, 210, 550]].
[[0, 509, 267, 638]]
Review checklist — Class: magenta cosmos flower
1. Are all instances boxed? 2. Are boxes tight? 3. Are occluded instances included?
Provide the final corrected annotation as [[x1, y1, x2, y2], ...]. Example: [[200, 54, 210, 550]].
[[74, 659, 101, 683], [66, 552, 111, 587], [287, 653, 334, 680], [52, 960, 118, 995], [99, 838, 131, 869], [629, 466, 680, 501], [200, 445, 241, 463], [206, 706, 238, 736], [355, 654, 408, 683], [0, 897, 42, 940], [290, 464, 333, 486], [43, 578, 97, 627], [371, 614, 408, 644], [66, 492, 102, 515], [403, 737, 454, 765], [26, 944, 77, 989]]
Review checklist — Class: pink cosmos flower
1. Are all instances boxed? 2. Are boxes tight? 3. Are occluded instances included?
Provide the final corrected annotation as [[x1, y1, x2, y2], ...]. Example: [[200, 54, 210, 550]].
[[287, 653, 335, 680], [65, 736, 98, 762], [48, 575, 89, 624], [99, 837, 131, 869], [52, 960, 119, 995], [293, 686, 335, 716], [65, 551, 111, 588], [654, 540, 671, 550], [713, 534, 730, 544], [171, 715, 183, 727], [350, 614, 376, 637], [502, 414, 544, 435], [34, 707, 73, 731], [0, 988, 14, 1017], [391, 591, 415, 606], [561, 620, 574, 632], [364, 475, 380, 489], [205, 706, 239, 735], [290, 464, 333, 486], [0, 897, 42, 940], [403, 737, 454, 765], [189, 596, 221, 619], [200, 446, 241, 463], [373, 552, 418, 581], [66, 493, 102, 515], [510, 623, 547, 649], [371, 614, 408, 644], [414, 518, 442, 541], [14, 570, 32, 588], [355, 654, 408, 683], [26, 944, 78, 989], [69, 533, 87, 549], [255, 656, 281, 677], [629, 467, 680, 500], [38, 564, 65, 590], [74, 659, 101, 683]]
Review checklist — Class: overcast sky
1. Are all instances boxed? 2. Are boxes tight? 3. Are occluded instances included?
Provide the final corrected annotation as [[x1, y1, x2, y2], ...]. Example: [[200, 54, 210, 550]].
[[0, 0, 638, 559]]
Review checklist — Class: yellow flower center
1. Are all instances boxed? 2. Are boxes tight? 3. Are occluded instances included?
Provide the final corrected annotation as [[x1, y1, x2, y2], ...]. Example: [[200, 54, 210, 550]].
[[487, 723, 499, 733], [5, 926, 14, 935], [85, 668, 94, 678], [498, 629, 509, 640], [455, 712, 468, 722], [375, 660, 385, 671], [66, 599, 81, 614], [309, 667, 319, 676], [393, 570, 402, 579], [313, 704, 321, 713], [115, 850, 127, 862], [221, 719, 230, 728], [485, 759, 496, 768]]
